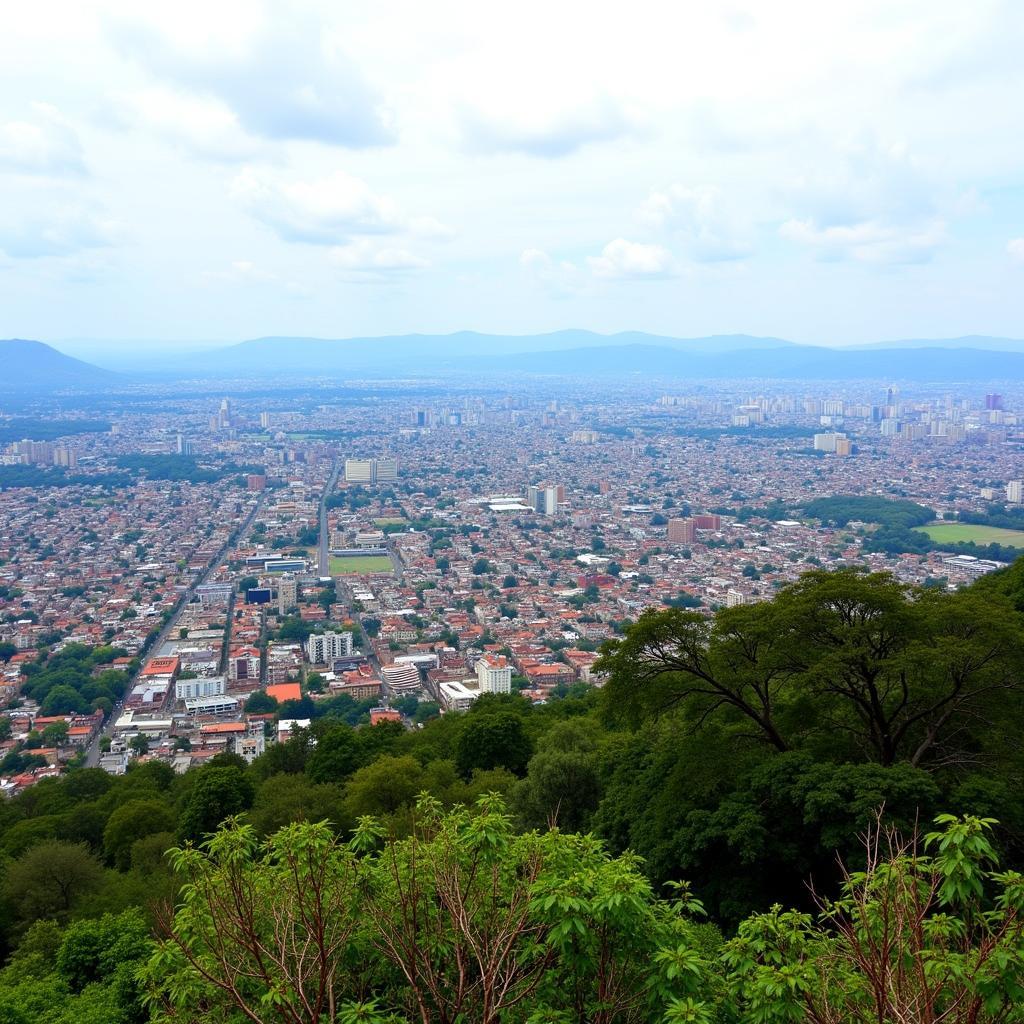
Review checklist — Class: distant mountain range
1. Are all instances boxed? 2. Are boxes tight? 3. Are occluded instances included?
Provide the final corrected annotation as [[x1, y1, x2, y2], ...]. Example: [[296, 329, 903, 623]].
[[191, 331, 1024, 382], [5, 332, 1024, 388], [0, 339, 119, 390]]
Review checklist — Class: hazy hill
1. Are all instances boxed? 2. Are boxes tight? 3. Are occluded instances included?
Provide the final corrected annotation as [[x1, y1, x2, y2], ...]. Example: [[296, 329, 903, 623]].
[[189, 331, 1023, 381], [198, 331, 795, 374], [857, 335, 1024, 352], [0, 339, 119, 389], [483, 343, 1024, 382]]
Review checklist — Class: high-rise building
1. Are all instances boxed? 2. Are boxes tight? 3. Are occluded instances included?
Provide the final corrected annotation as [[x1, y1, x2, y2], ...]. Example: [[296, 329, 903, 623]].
[[527, 483, 560, 516], [667, 518, 696, 544], [218, 398, 232, 429], [986, 394, 1004, 411], [1007, 481, 1024, 504], [277, 574, 298, 614], [476, 654, 512, 694], [691, 514, 722, 531], [814, 432, 847, 453], [260, 411, 272, 429], [344, 458, 399, 484], [305, 631, 354, 664]]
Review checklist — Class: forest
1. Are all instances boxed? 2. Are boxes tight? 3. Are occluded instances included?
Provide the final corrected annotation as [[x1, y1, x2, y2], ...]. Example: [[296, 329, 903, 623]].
[[3, 560, 1024, 1022]]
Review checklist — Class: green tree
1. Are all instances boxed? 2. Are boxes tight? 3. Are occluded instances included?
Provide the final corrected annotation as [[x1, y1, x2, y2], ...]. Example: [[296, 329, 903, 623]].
[[597, 569, 1024, 768], [247, 774, 350, 837], [723, 814, 1024, 1024], [243, 689, 279, 714], [455, 712, 533, 778], [306, 725, 359, 785], [144, 796, 718, 1024], [3, 841, 103, 924], [177, 767, 255, 843], [103, 798, 176, 870], [514, 719, 602, 832], [344, 755, 424, 817]]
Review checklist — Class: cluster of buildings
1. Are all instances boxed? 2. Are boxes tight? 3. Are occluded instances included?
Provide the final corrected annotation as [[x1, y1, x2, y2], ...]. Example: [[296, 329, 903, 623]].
[[3, 378, 1023, 789]]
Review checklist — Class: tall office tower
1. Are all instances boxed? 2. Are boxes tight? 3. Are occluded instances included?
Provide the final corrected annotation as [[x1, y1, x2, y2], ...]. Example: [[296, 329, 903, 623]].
[[527, 484, 560, 516], [260, 411, 272, 429], [176, 433, 195, 455], [880, 418, 900, 437], [218, 398, 232, 429], [53, 447, 78, 468], [476, 653, 512, 694], [667, 518, 696, 544], [986, 394, 1004, 411], [1007, 480, 1024, 504], [813, 432, 847, 452], [277, 574, 298, 614], [344, 459, 374, 483], [344, 458, 398, 484]]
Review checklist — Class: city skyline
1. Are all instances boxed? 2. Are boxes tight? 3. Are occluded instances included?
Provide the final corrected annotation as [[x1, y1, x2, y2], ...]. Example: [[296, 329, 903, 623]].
[[2, 1, 1023, 346]]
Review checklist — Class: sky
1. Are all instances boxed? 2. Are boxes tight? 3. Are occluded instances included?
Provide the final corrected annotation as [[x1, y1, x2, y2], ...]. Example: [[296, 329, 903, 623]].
[[1, 0, 1023, 351]]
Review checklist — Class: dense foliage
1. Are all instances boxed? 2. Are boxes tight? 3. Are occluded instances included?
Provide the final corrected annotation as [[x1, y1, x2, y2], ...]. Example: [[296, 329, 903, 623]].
[[2, 561, 1024, 1019]]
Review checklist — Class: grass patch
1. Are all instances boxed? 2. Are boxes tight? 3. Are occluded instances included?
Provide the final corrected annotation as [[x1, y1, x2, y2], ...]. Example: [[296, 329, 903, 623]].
[[374, 518, 407, 527], [329, 554, 394, 575], [914, 523, 1024, 548]]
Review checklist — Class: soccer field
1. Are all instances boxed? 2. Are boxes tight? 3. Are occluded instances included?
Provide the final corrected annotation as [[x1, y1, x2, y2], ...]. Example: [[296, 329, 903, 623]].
[[329, 555, 394, 575], [914, 523, 1024, 548]]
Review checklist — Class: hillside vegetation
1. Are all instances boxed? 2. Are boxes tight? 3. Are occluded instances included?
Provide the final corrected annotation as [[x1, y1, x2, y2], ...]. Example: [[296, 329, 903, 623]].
[[2, 561, 1024, 1021]]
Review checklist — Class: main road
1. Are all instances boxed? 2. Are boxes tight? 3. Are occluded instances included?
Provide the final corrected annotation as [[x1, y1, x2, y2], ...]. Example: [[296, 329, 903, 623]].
[[317, 459, 340, 578], [84, 490, 266, 767]]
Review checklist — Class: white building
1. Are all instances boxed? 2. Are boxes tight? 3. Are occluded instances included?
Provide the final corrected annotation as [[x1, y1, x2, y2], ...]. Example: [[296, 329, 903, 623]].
[[476, 654, 512, 694], [344, 458, 398, 484], [1007, 480, 1023, 504], [305, 631, 354, 664], [381, 662, 421, 696], [175, 675, 226, 701], [184, 694, 240, 716], [439, 679, 481, 712], [277, 574, 298, 614]]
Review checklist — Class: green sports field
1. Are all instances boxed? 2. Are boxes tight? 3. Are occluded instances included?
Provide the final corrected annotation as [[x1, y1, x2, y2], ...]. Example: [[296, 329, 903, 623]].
[[913, 523, 1024, 548], [373, 518, 407, 527], [329, 554, 394, 575]]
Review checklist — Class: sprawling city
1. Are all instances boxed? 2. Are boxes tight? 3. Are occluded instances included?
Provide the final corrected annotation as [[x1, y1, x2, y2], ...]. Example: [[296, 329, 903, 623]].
[[4, 2, 1024, 1022], [2, 375, 1023, 787]]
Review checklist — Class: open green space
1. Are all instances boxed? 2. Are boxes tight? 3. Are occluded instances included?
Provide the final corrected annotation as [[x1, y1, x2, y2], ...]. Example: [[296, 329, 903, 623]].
[[914, 522, 1024, 548], [329, 554, 394, 574], [373, 517, 407, 526]]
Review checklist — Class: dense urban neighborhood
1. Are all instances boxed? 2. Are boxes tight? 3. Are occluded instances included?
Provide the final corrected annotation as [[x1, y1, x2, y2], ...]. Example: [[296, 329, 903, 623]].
[[3, 377, 1023, 792]]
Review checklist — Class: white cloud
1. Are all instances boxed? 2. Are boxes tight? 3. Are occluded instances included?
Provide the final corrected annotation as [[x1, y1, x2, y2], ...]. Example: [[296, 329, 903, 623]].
[[230, 168, 449, 245], [111, 88, 261, 161], [105, 6, 393, 148], [329, 240, 429, 273], [459, 95, 639, 158], [639, 184, 752, 261], [519, 248, 586, 296], [1008, 238, 1024, 263], [0, 103, 86, 176], [586, 238, 673, 279], [0, 208, 121, 259], [779, 218, 946, 264]]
